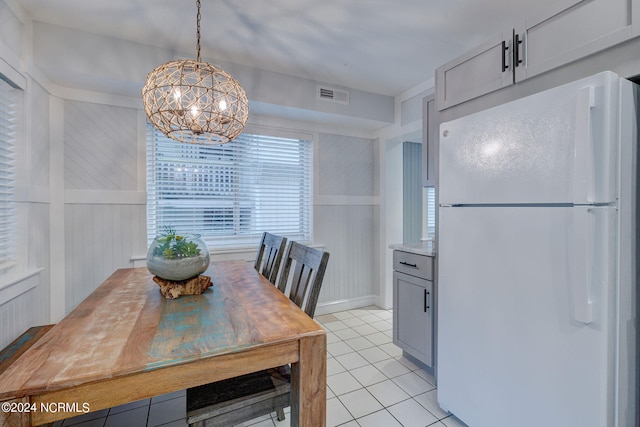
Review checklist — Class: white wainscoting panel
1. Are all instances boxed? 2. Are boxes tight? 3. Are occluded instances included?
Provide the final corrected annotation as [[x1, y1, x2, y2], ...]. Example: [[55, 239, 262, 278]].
[[0, 202, 49, 348], [314, 204, 377, 304], [317, 133, 375, 196], [0, 276, 48, 349], [64, 203, 146, 312], [314, 131, 379, 310], [64, 100, 137, 191]]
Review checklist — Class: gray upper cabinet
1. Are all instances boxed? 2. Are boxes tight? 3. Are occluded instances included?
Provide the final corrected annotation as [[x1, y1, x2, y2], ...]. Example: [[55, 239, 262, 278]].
[[422, 95, 436, 187], [436, 0, 639, 110], [515, 0, 636, 82], [436, 31, 514, 110]]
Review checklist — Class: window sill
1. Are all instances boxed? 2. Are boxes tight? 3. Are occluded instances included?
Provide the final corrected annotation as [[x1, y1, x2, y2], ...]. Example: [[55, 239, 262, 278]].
[[131, 241, 324, 265], [0, 268, 44, 306], [0, 261, 17, 275]]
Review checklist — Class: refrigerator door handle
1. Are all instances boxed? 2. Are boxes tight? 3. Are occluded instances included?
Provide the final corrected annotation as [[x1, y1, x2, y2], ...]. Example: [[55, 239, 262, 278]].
[[571, 207, 594, 324], [573, 86, 595, 203]]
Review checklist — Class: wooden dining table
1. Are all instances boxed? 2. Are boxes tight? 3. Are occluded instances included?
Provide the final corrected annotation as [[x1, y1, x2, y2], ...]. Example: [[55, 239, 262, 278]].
[[0, 260, 326, 426]]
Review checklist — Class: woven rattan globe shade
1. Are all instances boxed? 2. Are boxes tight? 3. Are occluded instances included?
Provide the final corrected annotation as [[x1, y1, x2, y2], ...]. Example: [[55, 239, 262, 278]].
[[142, 59, 249, 144]]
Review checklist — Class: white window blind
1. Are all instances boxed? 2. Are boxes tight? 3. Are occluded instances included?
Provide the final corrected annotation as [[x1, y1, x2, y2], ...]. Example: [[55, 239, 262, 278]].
[[147, 124, 313, 249], [423, 186, 436, 239], [0, 76, 19, 268]]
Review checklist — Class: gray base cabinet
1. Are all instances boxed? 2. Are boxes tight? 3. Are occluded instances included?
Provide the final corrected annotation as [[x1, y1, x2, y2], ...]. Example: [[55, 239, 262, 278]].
[[392, 250, 434, 367]]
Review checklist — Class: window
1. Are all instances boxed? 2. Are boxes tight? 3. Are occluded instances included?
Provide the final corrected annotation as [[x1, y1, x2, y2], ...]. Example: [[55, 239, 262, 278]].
[[0, 75, 20, 269], [423, 186, 436, 239], [147, 124, 313, 249]]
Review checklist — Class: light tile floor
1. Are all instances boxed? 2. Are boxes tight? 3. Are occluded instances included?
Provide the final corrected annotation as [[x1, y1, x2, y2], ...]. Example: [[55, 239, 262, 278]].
[[54, 306, 468, 427]]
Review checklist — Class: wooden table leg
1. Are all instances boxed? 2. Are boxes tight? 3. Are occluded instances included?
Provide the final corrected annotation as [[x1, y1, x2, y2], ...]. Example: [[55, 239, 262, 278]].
[[291, 333, 326, 427]]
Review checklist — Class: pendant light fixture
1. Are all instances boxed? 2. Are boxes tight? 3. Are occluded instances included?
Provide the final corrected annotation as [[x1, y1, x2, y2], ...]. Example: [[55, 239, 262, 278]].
[[142, 0, 249, 144]]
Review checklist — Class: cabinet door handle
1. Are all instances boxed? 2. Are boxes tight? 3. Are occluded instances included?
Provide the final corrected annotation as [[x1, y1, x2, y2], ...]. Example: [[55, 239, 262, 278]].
[[424, 290, 430, 312], [514, 33, 523, 67], [399, 261, 418, 268], [501, 40, 509, 72]]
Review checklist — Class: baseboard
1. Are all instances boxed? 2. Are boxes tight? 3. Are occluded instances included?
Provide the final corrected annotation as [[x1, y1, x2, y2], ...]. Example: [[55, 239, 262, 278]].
[[314, 295, 378, 315]]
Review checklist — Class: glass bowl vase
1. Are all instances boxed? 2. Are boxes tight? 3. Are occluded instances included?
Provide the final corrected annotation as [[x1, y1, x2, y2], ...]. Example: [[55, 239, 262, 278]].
[[146, 232, 210, 281]]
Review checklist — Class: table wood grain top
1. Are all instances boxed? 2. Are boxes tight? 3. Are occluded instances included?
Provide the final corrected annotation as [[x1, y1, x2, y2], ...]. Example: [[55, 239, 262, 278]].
[[0, 260, 325, 401]]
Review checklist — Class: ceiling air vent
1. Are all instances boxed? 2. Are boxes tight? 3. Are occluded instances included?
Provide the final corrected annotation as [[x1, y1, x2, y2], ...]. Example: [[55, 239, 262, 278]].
[[317, 86, 349, 105]]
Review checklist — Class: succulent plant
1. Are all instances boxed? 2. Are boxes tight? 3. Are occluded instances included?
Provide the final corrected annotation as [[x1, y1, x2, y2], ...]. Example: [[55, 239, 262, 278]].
[[152, 226, 202, 259]]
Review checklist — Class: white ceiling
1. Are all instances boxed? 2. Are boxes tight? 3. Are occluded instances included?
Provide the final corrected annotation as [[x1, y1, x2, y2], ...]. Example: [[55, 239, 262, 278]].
[[15, 0, 559, 97]]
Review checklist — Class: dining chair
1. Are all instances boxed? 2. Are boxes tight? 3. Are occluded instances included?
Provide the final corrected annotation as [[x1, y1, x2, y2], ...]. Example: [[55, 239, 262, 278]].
[[186, 242, 330, 427], [276, 241, 330, 318], [253, 232, 287, 284]]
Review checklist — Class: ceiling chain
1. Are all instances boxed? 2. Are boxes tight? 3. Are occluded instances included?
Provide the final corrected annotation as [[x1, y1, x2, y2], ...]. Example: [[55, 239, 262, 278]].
[[196, 0, 202, 62]]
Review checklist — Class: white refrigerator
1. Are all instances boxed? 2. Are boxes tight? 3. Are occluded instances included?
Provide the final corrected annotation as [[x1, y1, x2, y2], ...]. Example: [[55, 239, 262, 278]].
[[437, 71, 638, 427]]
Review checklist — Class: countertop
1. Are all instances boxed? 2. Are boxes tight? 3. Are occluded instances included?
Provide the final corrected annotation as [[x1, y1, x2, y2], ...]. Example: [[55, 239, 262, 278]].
[[389, 241, 436, 257]]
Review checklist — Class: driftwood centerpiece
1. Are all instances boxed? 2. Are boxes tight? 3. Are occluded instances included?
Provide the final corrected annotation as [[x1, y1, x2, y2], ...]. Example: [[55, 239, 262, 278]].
[[146, 228, 211, 298], [153, 275, 213, 299]]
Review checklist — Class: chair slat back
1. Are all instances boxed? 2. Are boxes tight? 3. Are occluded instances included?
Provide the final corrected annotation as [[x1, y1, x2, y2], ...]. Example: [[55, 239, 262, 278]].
[[277, 241, 329, 318], [254, 232, 287, 284]]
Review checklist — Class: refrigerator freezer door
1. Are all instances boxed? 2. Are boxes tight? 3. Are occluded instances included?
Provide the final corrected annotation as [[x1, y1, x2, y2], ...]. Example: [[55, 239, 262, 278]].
[[437, 206, 617, 427], [439, 72, 619, 205]]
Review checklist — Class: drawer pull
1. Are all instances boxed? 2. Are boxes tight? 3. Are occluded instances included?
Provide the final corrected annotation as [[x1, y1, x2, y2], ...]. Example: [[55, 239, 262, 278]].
[[399, 261, 418, 268]]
